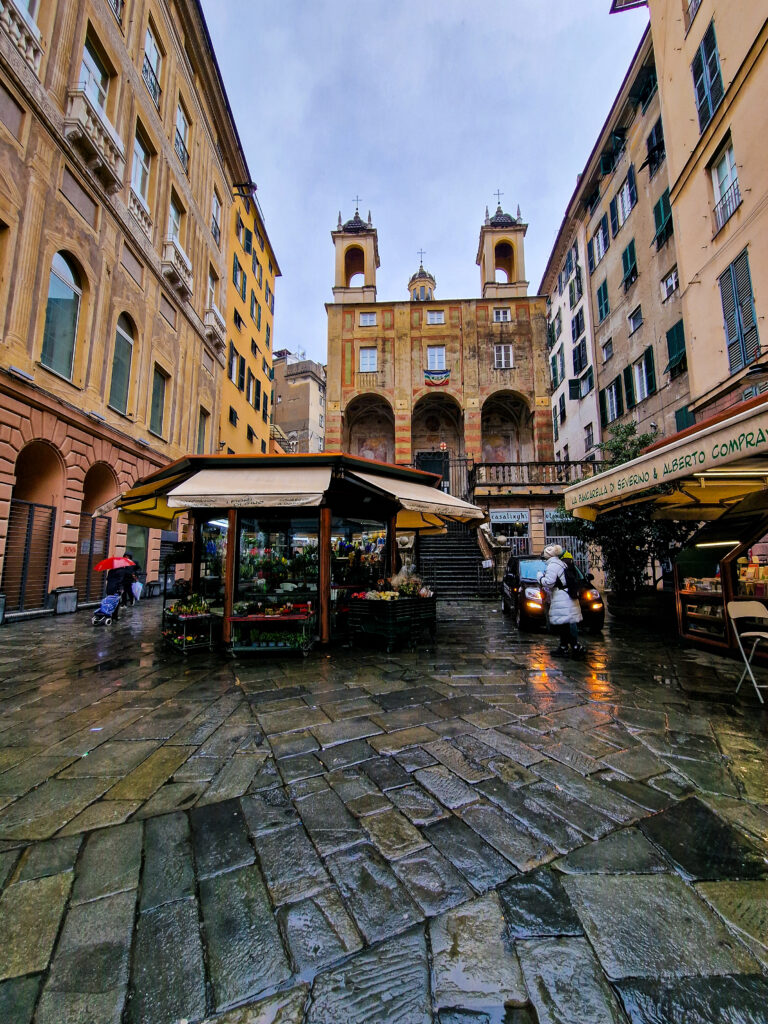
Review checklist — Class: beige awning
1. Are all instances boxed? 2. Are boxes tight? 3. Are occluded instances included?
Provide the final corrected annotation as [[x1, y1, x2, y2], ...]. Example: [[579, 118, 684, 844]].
[[166, 466, 333, 508], [347, 470, 486, 525]]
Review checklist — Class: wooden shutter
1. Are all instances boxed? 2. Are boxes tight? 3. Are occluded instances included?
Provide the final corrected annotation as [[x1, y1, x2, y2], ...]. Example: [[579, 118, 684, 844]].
[[550, 354, 558, 386], [734, 250, 760, 364], [244, 228, 253, 254], [627, 165, 637, 207], [599, 388, 608, 428], [587, 238, 595, 274], [692, 45, 709, 131], [703, 22, 724, 112], [623, 365, 636, 410], [569, 379, 580, 401], [719, 263, 743, 371], [601, 214, 610, 251], [614, 376, 624, 416], [610, 198, 619, 237], [644, 346, 657, 394], [666, 320, 685, 361]]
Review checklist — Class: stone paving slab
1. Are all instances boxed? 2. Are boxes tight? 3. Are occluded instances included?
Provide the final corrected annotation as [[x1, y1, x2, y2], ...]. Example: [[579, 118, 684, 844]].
[[696, 880, 768, 968], [326, 843, 422, 943], [0, 870, 72, 980], [615, 974, 768, 1024]]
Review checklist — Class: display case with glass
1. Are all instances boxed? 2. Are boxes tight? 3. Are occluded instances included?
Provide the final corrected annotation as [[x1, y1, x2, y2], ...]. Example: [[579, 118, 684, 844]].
[[330, 516, 387, 636], [198, 517, 228, 614], [675, 545, 730, 646], [229, 513, 319, 652]]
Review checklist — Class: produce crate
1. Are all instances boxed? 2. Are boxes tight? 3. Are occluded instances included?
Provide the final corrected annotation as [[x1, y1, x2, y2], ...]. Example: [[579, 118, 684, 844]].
[[347, 596, 436, 651]]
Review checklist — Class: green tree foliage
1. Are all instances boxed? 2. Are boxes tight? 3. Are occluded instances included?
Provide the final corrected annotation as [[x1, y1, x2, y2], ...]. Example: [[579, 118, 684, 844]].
[[559, 423, 697, 595]]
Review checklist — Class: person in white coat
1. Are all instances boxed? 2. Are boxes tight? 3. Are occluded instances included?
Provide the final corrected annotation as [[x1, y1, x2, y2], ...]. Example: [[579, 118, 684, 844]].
[[538, 543, 585, 656]]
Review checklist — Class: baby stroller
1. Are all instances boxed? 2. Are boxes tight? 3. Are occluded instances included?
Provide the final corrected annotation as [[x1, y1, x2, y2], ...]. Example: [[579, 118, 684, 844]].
[[92, 592, 121, 626]]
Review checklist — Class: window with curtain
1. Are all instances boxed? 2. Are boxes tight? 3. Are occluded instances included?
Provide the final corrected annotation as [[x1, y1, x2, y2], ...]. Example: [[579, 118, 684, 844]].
[[41, 252, 82, 380], [108, 313, 133, 414]]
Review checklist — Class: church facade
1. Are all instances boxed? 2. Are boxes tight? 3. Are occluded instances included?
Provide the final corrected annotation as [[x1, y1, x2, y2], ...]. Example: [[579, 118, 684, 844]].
[[325, 205, 554, 491]]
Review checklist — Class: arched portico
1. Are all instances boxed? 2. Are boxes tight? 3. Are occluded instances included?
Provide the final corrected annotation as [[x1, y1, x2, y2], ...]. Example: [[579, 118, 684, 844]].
[[74, 462, 119, 601], [481, 390, 534, 463], [343, 393, 395, 463]]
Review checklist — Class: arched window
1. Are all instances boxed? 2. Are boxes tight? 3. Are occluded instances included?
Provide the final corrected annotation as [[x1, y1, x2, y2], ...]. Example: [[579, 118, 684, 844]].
[[41, 252, 82, 380], [109, 313, 134, 414]]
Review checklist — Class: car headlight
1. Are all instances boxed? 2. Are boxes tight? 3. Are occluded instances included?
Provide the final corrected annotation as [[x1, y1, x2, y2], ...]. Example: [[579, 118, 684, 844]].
[[583, 589, 601, 601], [524, 587, 543, 601]]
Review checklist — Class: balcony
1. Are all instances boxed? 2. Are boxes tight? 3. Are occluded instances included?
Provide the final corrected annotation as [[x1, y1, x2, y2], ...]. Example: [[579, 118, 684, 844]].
[[161, 236, 193, 301], [141, 53, 161, 108], [128, 187, 152, 238], [203, 304, 226, 350], [355, 371, 379, 389], [713, 179, 742, 234], [0, 0, 44, 75], [470, 461, 601, 497], [174, 128, 189, 174], [211, 217, 221, 247], [63, 88, 125, 194]]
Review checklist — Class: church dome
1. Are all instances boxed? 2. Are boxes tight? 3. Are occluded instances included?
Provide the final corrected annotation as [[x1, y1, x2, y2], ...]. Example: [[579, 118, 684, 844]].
[[341, 208, 372, 233], [408, 262, 436, 300], [489, 204, 516, 227]]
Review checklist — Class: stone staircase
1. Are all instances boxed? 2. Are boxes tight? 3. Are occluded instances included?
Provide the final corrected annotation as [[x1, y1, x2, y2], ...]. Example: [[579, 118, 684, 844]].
[[417, 521, 497, 600]]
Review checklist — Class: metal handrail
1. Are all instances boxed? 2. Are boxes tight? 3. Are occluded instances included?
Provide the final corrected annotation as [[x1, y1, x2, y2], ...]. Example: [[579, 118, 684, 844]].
[[142, 54, 161, 107], [714, 179, 742, 233], [174, 128, 189, 173], [106, 0, 124, 24]]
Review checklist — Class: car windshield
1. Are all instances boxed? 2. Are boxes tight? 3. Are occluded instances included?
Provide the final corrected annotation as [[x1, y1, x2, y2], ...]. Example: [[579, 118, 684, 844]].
[[516, 558, 584, 580]]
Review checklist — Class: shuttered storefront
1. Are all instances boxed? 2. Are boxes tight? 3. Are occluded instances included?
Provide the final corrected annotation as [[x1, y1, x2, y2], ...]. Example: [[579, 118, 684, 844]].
[[74, 515, 111, 602], [0, 499, 56, 611]]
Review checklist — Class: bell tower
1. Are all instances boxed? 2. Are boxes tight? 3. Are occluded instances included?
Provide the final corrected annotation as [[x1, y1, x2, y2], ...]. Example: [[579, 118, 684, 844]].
[[332, 206, 380, 303], [476, 201, 529, 298]]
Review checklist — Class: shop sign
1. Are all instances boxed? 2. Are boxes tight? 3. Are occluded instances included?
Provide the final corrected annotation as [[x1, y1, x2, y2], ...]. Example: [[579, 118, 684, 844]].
[[565, 409, 768, 511], [545, 509, 573, 523], [490, 509, 530, 524]]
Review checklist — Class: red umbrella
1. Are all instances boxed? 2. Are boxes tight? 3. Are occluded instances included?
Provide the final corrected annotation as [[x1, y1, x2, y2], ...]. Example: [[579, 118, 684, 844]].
[[94, 556, 136, 572]]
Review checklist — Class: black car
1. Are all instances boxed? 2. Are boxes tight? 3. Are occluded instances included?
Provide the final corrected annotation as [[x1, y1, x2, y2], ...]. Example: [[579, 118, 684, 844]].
[[501, 554, 605, 633]]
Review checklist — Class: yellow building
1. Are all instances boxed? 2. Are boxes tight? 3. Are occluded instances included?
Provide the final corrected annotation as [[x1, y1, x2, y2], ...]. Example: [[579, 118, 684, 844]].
[[0, 0, 249, 615], [612, 1, 768, 420], [219, 192, 280, 453]]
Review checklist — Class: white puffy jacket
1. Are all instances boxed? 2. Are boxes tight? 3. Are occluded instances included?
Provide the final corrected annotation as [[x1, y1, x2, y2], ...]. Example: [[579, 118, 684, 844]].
[[539, 556, 583, 626]]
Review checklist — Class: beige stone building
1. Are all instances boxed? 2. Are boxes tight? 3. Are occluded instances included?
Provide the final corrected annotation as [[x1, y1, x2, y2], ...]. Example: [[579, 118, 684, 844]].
[[0, 0, 249, 616], [272, 349, 326, 453], [611, 1, 767, 420], [541, 26, 690, 456], [324, 205, 591, 553]]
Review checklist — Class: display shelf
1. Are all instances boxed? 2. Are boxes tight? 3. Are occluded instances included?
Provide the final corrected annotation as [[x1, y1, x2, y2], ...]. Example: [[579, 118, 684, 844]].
[[227, 610, 316, 655], [162, 610, 216, 653]]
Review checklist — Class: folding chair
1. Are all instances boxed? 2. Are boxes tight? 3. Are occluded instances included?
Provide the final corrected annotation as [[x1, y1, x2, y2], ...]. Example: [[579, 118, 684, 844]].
[[726, 600, 768, 703]]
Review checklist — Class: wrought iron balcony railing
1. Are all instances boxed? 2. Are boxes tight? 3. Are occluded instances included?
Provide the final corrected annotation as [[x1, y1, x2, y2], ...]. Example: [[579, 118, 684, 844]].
[[713, 179, 742, 234], [470, 461, 601, 491], [106, 0, 124, 25], [174, 128, 189, 174], [142, 53, 161, 107]]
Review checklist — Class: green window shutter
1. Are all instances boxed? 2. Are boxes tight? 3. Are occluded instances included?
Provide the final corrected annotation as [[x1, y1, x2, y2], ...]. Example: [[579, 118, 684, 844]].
[[599, 388, 608, 428], [734, 249, 760, 364], [552, 406, 559, 442], [719, 262, 743, 371], [601, 213, 610, 251], [666, 320, 686, 360], [587, 238, 595, 274], [623, 365, 636, 410], [622, 245, 631, 279], [568, 379, 580, 401], [675, 406, 695, 431], [703, 22, 724, 112], [614, 375, 624, 417], [627, 165, 637, 207], [653, 197, 664, 235], [644, 346, 656, 395], [550, 354, 558, 385], [585, 366, 594, 394], [628, 239, 636, 271], [610, 197, 619, 237], [244, 228, 253, 253], [150, 367, 165, 435]]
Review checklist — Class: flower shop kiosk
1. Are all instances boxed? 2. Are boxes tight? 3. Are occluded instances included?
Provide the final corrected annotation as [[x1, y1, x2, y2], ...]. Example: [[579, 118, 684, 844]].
[[99, 453, 485, 652]]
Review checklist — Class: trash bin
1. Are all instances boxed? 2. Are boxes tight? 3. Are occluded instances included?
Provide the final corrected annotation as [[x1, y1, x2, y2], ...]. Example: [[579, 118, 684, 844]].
[[49, 587, 78, 615]]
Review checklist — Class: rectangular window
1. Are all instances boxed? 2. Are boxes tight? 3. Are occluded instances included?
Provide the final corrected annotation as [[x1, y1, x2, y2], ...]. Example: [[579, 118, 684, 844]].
[[646, 117, 665, 178], [238, 354, 246, 391], [360, 312, 377, 327], [253, 256, 263, 286], [244, 227, 253, 254], [262, 395, 269, 423], [692, 21, 724, 133], [247, 425, 255, 443], [80, 37, 109, 110], [168, 195, 182, 242], [174, 103, 189, 172], [359, 347, 377, 372], [551, 353, 558, 388], [261, 439, 267, 453], [568, 270, 583, 309], [265, 282, 272, 306], [585, 422, 594, 451], [610, 166, 637, 236], [675, 406, 696, 432], [233, 310, 244, 331], [108, 323, 132, 415], [493, 307, 511, 323], [552, 406, 559, 443], [228, 406, 238, 426], [571, 307, 585, 342], [196, 408, 208, 454], [427, 310, 445, 325], [661, 266, 679, 300], [628, 305, 643, 333], [572, 338, 587, 375], [228, 342, 237, 382], [233, 254, 246, 301], [597, 280, 610, 322], [558, 347, 565, 382], [602, 338, 614, 363], [569, 379, 580, 401], [427, 345, 445, 371], [712, 143, 741, 231], [665, 319, 688, 379], [251, 291, 258, 323], [143, 25, 162, 107], [246, 370, 255, 405], [634, 358, 649, 404], [211, 191, 221, 246], [621, 239, 638, 291], [653, 189, 673, 249], [131, 132, 151, 206], [587, 213, 610, 273], [149, 366, 166, 436], [720, 248, 759, 372], [559, 392, 566, 424], [207, 266, 217, 309], [265, 323, 270, 348], [554, 310, 562, 339], [494, 343, 513, 369], [603, 377, 623, 425]]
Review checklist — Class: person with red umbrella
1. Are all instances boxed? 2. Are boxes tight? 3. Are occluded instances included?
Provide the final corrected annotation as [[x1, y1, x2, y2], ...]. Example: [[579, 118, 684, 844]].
[[99, 552, 138, 607]]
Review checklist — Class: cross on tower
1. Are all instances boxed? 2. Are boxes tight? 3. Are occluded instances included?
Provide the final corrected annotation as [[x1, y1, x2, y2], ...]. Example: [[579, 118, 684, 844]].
[[417, 248, 426, 264], [352, 195, 362, 210], [494, 188, 504, 206]]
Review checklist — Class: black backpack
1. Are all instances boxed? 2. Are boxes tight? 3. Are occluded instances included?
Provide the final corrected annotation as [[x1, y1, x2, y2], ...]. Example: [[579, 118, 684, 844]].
[[557, 561, 581, 600]]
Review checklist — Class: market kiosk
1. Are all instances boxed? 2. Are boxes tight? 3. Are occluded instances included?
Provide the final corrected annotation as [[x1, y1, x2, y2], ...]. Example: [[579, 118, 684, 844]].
[[97, 453, 484, 651], [563, 392, 768, 659]]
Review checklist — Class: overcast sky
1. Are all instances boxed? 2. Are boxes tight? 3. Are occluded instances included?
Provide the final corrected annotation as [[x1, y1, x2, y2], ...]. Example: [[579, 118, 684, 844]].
[[201, 1, 649, 363]]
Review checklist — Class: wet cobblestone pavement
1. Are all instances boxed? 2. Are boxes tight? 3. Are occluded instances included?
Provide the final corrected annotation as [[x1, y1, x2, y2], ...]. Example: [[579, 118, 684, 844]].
[[0, 600, 767, 1023]]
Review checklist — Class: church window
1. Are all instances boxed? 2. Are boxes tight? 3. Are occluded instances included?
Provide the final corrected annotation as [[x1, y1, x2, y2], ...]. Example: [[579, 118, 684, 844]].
[[427, 346, 445, 371], [493, 307, 511, 323], [360, 312, 377, 327], [419, 285, 425, 300], [494, 344, 513, 369], [413, 289, 418, 300], [359, 347, 377, 372], [427, 310, 444, 325]]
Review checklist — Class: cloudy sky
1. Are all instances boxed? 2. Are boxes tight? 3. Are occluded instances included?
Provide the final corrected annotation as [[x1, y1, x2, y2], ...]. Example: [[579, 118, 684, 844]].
[[201, 1, 649, 363]]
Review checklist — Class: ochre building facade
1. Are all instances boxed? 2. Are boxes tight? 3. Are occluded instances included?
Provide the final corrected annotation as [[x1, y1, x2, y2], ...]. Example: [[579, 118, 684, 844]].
[[0, 0, 250, 615]]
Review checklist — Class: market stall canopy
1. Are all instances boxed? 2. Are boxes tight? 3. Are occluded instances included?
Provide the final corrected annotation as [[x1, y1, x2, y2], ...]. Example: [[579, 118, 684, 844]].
[[564, 394, 768, 521], [166, 466, 333, 508], [93, 471, 190, 529], [344, 470, 486, 526]]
